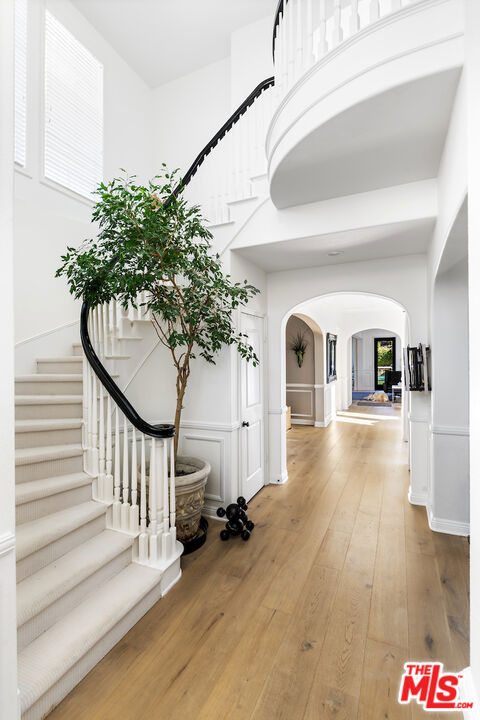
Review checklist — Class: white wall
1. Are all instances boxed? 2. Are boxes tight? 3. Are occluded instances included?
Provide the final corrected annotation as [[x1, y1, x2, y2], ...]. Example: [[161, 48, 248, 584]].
[[15, 0, 155, 372], [353, 328, 402, 392], [152, 57, 231, 175], [0, 1, 19, 717], [230, 15, 273, 107], [467, 0, 480, 697]]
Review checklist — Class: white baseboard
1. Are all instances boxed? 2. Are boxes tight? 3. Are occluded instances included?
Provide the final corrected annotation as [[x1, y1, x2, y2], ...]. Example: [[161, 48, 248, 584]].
[[427, 508, 470, 537], [291, 418, 314, 426], [460, 667, 480, 718], [315, 417, 332, 428], [270, 471, 288, 485], [408, 488, 427, 506]]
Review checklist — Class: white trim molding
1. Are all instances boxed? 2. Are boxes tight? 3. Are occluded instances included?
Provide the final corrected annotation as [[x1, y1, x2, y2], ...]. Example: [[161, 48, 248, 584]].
[[408, 487, 427, 506], [427, 508, 470, 537], [270, 470, 289, 485], [0, 532, 15, 558], [431, 424, 470, 436], [180, 420, 241, 433], [292, 418, 314, 426]]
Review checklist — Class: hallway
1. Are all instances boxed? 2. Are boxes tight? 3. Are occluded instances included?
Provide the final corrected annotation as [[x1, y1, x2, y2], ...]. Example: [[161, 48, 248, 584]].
[[49, 406, 469, 720]]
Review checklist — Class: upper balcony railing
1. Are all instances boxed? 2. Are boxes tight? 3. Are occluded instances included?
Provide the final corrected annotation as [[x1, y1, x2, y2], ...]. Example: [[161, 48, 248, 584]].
[[273, 0, 419, 98]]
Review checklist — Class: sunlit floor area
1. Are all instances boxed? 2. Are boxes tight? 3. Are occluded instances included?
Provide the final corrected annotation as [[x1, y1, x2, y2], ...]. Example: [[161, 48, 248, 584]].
[[49, 405, 469, 720]]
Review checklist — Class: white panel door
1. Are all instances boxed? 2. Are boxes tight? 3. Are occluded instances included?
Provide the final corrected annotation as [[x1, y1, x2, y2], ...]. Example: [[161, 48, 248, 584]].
[[240, 312, 265, 502]]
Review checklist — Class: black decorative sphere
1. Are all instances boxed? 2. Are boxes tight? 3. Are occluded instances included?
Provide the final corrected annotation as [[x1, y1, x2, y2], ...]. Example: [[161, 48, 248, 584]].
[[216, 499, 255, 544], [226, 503, 240, 520]]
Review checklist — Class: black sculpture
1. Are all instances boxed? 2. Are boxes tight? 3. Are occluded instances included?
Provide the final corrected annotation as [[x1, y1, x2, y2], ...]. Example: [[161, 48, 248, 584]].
[[216, 496, 255, 541]]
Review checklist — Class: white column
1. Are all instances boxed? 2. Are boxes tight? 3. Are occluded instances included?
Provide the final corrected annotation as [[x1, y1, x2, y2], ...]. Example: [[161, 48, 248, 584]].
[[0, 1, 19, 717]]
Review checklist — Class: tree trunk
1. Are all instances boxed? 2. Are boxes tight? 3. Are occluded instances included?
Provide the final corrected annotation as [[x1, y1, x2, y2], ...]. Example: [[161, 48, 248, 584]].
[[173, 379, 187, 458]]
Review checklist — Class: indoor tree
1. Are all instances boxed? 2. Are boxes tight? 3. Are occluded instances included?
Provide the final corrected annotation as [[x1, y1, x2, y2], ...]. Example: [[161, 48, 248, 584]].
[[57, 169, 259, 455]]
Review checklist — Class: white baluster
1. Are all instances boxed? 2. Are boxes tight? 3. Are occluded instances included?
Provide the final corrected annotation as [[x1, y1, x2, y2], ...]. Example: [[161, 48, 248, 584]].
[[370, 0, 380, 22], [287, 0, 295, 89], [103, 303, 110, 357], [91, 372, 99, 483], [350, 0, 360, 34], [295, 0, 303, 79], [139, 433, 148, 561], [332, 0, 343, 46], [130, 426, 139, 533], [82, 354, 88, 458], [98, 383, 105, 501], [317, 0, 327, 58], [149, 437, 158, 562], [113, 406, 121, 528], [169, 436, 176, 545], [281, 11, 288, 94], [112, 300, 118, 356], [122, 416, 130, 530], [162, 439, 169, 559], [86, 362, 92, 470], [305, 0, 314, 69], [105, 395, 113, 501]]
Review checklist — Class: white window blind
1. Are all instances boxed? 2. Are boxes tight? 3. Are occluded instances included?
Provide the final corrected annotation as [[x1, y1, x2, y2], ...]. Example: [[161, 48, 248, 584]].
[[14, 0, 27, 167], [44, 11, 103, 199]]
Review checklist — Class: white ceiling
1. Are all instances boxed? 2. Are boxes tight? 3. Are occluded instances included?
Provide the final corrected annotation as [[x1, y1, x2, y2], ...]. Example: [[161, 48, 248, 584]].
[[71, 0, 276, 87], [235, 217, 435, 273]]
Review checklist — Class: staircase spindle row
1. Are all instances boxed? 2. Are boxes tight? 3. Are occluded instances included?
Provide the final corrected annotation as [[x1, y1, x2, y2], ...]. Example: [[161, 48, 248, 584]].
[[82, 300, 178, 568], [274, 0, 417, 98]]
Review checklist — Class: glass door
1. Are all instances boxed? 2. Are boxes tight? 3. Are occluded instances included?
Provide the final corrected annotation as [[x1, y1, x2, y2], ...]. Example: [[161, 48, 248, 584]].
[[374, 337, 395, 390]]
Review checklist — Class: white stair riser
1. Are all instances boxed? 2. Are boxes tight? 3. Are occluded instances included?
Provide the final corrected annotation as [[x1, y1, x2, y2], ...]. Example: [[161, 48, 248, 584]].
[[16, 515, 106, 583], [15, 380, 83, 395], [37, 361, 83, 374], [21, 560, 180, 720], [16, 402, 83, 420], [16, 484, 92, 525], [15, 426, 82, 449], [16, 453, 83, 484], [17, 547, 132, 651]]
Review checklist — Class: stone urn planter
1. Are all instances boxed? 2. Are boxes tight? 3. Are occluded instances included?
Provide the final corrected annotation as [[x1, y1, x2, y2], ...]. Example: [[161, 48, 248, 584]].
[[174, 456, 210, 542], [138, 456, 210, 543]]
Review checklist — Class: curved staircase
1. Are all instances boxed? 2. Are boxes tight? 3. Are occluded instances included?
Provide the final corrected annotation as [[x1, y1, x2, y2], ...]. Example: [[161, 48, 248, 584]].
[[15, 341, 181, 720]]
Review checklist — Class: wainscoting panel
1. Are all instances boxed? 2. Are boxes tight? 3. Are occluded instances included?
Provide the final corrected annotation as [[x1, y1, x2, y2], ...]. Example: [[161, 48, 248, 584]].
[[286, 383, 314, 425], [179, 421, 239, 516]]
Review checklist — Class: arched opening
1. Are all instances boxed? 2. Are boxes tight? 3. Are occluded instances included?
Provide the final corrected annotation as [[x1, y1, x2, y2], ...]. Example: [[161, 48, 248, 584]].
[[285, 313, 325, 428], [273, 291, 412, 487]]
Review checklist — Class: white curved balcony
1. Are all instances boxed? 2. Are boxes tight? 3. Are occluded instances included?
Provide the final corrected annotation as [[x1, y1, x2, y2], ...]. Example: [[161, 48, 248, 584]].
[[268, 0, 464, 208]]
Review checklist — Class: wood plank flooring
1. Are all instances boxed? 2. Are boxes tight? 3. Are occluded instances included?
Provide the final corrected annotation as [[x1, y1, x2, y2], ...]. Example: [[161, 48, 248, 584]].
[[48, 405, 469, 720]]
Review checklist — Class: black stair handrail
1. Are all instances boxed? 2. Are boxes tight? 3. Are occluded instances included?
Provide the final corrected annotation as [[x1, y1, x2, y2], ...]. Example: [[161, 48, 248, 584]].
[[80, 76, 275, 440]]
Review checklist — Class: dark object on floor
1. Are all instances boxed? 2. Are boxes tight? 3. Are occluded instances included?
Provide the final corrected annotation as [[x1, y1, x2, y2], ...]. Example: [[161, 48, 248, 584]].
[[217, 497, 255, 542], [182, 517, 208, 556], [384, 370, 402, 395]]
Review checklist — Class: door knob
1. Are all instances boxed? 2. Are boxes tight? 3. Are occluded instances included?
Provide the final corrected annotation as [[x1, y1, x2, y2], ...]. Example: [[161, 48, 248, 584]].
[[242, 421, 250, 427]]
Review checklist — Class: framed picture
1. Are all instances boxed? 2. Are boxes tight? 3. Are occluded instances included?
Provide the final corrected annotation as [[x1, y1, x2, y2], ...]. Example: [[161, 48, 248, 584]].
[[326, 333, 337, 383]]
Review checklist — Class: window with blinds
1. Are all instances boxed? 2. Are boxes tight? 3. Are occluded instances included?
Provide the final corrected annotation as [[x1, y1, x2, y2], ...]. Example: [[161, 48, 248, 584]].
[[44, 11, 103, 199], [15, 0, 27, 167]]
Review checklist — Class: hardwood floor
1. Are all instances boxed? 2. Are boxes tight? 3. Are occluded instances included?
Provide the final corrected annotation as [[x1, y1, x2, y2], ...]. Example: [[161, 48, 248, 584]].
[[48, 405, 469, 720]]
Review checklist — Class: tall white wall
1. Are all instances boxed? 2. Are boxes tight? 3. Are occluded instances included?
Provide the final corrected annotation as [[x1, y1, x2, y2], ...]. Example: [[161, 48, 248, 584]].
[[0, 0, 19, 716], [467, 0, 480, 696], [230, 16, 273, 107], [15, 0, 155, 373]]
